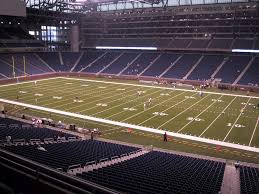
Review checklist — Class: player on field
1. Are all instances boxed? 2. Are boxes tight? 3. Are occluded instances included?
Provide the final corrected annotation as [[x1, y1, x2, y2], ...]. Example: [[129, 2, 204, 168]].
[[148, 98, 152, 106]]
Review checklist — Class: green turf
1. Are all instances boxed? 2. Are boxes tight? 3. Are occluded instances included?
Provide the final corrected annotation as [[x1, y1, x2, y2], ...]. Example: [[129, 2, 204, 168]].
[[1, 76, 259, 163]]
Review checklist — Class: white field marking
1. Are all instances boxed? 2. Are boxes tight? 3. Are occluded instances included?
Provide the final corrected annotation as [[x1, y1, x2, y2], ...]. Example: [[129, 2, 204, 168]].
[[28, 108, 115, 129], [223, 97, 252, 141], [73, 99, 84, 103], [152, 112, 168, 116], [249, 118, 259, 146], [199, 97, 237, 137], [53, 96, 63, 100], [96, 103, 107, 107], [0, 77, 59, 88], [16, 81, 101, 103], [81, 84, 89, 87], [62, 77, 259, 99], [160, 93, 170, 96], [35, 93, 43, 97], [19, 91, 27, 94], [116, 88, 126, 91], [39, 83, 125, 107], [65, 83, 73, 85], [105, 89, 167, 119], [135, 91, 192, 126], [98, 86, 107, 89], [66, 86, 141, 112], [3, 78, 79, 100], [123, 107, 137, 111], [90, 88, 156, 116], [177, 95, 223, 133], [1, 97, 259, 153], [77, 87, 150, 114], [157, 94, 211, 129]]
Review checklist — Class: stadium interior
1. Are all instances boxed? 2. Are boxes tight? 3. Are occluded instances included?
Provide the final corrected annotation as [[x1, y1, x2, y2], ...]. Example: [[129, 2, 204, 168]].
[[0, 0, 259, 193]]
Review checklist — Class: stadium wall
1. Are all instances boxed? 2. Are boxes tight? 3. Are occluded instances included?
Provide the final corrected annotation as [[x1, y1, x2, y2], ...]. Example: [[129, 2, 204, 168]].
[[0, 72, 258, 93]]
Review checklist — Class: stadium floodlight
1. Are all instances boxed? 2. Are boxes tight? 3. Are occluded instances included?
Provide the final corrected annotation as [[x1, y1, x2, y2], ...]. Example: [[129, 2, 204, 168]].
[[96, 46, 157, 50], [232, 49, 259, 53]]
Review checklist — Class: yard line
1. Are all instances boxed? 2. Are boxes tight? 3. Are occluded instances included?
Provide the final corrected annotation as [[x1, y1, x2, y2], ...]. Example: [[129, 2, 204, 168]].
[[157, 94, 211, 129], [62, 77, 259, 99], [199, 96, 237, 137], [249, 117, 259, 146], [0, 77, 60, 88], [177, 95, 223, 133], [77, 87, 153, 114], [105, 90, 172, 119], [128, 92, 191, 125], [90, 88, 161, 116], [223, 97, 252, 141], [0, 78, 71, 97], [121, 91, 187, 122], [49, 85, 135, 109], [37, 82, 122, 106]]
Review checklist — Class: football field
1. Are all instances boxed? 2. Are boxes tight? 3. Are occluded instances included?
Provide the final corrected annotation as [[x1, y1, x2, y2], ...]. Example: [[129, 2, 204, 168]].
[[0, 77, 259, 149]]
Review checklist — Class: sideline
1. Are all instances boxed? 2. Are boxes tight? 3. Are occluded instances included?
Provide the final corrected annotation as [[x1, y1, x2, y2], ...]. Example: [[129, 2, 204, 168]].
[[1, 97, 259, 153]]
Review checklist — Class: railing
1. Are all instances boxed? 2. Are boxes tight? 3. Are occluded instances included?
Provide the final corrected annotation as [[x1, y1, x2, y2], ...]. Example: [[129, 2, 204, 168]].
[[0, 148, 120, 194]]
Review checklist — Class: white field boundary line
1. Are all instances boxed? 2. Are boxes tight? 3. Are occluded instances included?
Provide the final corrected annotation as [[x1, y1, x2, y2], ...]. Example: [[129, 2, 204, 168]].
[[10, 79, 93, 101], [0, 77, 60, 88], [61, 77, 259, 99], [137, 92, 195, 127], [223, 97, 252, 141], [38, 83, 127, 107], [177, 95, 223, 133], [28, 108, 117, 129], [199, 97, 237, 137], [90, 88, 159, 116], [104, 89, 173, 119], [0, 78, 67, 95], [1, 98, 259, 153], [249, 117, 259, 146], [157, 94, 211, 129], [73, 87, 147, 113]]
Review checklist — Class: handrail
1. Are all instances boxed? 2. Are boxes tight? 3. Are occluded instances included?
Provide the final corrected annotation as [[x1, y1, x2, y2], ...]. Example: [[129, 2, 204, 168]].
[[0, 148, 121, 194]]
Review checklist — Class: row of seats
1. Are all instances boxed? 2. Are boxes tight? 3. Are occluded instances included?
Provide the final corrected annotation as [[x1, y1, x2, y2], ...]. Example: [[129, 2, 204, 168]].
[[3, 140, 139, 171], [78, 151, 225, 194], [0, 52, 257, 86], [240, 166, 259, 194], [84, 38, 259, 50]]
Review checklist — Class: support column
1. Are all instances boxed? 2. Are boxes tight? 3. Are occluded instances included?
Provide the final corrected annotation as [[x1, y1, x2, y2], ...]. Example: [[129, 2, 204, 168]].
[[70, 25, 79, 52]]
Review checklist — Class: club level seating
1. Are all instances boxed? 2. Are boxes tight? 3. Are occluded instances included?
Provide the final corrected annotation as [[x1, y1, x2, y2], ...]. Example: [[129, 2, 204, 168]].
[[0, 118, 74, 141], [238, 57, 259, 86], [121, 53, 159, 75], [188, 55, 225, 81], [102, 52, 138, 74], [215, 55, 251, 83], [163, 54, 201, 79], [188, 39, 210, 48], [240, 166, 259, 194], [78, 151, 225, 194], [232, 39, 254, 50], [209, 38, 233, 49], [82, 52, 121, 73], [3, 140, 139, 171], [143, 53, 180, 77]]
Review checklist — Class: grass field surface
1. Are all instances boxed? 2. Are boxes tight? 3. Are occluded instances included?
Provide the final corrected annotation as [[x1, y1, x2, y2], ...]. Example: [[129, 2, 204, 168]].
[[0, 77, 258, 149]]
